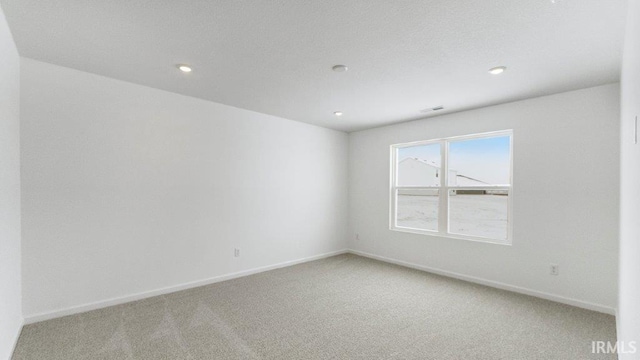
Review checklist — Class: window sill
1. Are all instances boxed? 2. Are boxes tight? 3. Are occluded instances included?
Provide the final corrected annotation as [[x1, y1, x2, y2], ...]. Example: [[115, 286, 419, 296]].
[[389, 226, 512, 246]]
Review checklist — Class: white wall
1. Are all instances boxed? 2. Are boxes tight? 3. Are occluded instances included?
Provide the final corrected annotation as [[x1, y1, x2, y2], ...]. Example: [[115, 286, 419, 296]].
[[349, 84, 620, 313], [0, 4, 22, 359], [20, 58, 348, 320], [618, 1, 640, 357]]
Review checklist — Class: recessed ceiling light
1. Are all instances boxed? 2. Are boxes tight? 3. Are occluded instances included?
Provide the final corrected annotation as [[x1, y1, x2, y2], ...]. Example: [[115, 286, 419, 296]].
[[332, 65, 348, 72], [177, 64, 192, 73], [489, 66, 507, 75], [334, 111, 343, 117]]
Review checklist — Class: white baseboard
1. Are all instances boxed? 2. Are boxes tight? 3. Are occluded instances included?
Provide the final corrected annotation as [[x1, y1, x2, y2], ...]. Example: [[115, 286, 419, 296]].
[[23, 247, 615, 326], [615, 308, 621, 344], [348, 249, 616, 315], [8, 317, 24, 359], [24, 249, 348, 325]]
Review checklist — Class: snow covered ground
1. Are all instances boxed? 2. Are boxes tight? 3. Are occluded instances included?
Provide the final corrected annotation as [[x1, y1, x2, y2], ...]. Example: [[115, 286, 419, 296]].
[[396, 194, 508, 239]]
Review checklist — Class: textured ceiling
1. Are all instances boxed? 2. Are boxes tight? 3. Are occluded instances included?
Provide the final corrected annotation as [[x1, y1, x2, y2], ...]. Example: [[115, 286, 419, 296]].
[[0, 0, 627, 132]]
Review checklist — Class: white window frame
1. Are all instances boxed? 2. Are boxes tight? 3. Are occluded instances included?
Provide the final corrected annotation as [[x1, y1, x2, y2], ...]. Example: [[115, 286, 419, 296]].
[[389, 130, 514, 245]]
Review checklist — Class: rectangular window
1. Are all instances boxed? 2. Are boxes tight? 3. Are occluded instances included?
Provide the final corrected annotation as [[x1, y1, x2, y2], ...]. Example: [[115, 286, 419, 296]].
[[390, 130, 513, 244]]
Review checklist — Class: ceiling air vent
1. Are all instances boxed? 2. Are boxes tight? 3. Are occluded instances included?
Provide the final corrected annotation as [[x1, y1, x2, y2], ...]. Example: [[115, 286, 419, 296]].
[[420, 106, 444, 113]]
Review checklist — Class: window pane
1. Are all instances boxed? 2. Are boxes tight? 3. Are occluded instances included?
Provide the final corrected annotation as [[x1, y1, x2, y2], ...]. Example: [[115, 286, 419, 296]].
[[448, 136, 511, 186], [396, 189, 439, 231], [448, 190, 509, 240], [397, 144, 441, 187]]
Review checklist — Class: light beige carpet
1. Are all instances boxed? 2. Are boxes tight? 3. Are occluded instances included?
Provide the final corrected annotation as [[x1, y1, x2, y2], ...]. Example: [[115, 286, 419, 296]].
[[12, 254, 616, 359]]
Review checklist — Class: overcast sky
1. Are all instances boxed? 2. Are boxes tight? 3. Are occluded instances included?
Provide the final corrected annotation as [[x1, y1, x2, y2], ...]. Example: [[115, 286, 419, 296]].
[[397, 135, 511, 185]]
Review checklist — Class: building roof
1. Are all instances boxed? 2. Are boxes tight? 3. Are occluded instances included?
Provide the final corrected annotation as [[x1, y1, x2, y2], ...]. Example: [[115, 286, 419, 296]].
[[400, 157, 488, 186]]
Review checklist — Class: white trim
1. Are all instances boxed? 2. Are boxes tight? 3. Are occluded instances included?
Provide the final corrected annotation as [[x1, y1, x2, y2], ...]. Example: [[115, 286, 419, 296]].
[[348, 249, 616, 315], [22, 248, 616, 327], [8, 317, 24, 359], [615, 308, 621, 348], [24, 249, 349, 324], [390, 130, 514, 245], [439, 141, 448, 232], [389, 226, 512, 246]]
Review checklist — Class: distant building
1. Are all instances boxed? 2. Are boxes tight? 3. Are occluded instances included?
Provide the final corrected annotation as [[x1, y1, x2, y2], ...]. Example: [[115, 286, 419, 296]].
[[398, 158, 505, 195], [398, 157, 489, 187]]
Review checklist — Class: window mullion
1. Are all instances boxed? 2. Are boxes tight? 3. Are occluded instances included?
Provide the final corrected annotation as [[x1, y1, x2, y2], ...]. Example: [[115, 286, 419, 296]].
[[439, 141, 448, 234]]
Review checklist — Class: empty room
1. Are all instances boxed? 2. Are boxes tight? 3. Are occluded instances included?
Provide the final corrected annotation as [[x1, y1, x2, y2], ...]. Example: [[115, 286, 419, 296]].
[[1, 0, 640, 359]]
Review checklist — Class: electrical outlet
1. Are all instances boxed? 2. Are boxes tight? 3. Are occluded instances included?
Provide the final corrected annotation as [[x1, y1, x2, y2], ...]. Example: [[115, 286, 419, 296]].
[[234, 248, 240, 258], [550, 264, 559, 276]]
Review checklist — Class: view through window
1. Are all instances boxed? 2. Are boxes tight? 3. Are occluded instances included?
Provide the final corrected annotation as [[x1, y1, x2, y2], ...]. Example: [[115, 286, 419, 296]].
[[391, 131, 512, 243]]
